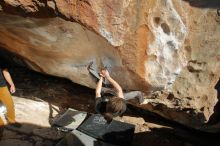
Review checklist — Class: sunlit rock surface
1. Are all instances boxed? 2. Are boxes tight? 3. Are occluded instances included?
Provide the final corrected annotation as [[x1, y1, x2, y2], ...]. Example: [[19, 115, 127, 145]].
[[0, 0, 219, 132]]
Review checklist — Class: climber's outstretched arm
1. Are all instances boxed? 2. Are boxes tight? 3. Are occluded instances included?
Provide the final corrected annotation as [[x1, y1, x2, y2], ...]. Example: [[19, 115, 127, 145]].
[[100, 69, 124, 98], [96, 76, 103, 98]]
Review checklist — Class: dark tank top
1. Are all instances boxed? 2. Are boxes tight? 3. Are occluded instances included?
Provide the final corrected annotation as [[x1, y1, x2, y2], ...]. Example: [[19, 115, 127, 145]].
[[0, 62, 7, 87]]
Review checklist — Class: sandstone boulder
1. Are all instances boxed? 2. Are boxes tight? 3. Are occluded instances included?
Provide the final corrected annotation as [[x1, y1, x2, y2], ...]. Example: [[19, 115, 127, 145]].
[[0, 0, 219, 132]]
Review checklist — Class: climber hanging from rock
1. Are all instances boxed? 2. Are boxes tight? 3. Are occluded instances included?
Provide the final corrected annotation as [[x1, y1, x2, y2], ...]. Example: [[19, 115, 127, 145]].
[[87, 62, 144, 122]]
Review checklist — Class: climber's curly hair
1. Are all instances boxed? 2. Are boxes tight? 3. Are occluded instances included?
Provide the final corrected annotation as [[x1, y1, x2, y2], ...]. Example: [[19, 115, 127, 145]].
[[103, 97, 127, 123]]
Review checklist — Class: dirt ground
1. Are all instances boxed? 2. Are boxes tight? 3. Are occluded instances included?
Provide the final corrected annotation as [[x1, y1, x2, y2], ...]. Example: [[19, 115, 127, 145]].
[[0, 67, 219, 146]]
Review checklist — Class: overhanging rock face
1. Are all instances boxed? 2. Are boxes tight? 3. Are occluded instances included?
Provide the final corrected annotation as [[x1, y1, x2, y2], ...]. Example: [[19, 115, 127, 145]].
[[0, 13, 145, 90], [0, 0, 219, 132]]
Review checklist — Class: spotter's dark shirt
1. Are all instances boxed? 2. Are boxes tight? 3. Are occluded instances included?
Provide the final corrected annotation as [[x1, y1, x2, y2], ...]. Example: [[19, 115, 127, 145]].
[[0, 63, 7, 87]]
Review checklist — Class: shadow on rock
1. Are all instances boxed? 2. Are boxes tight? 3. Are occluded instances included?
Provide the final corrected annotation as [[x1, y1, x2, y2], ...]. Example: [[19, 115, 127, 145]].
[[0, 122, 66, 146], [207, 79, 220, 124], [132, 127, 220, 146], [126, 104, 220, 146], [182, 0, 220, 9]]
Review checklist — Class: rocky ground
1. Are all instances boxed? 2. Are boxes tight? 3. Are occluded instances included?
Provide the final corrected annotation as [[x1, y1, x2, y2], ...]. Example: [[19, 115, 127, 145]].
[[0, 67, 219, 146]]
